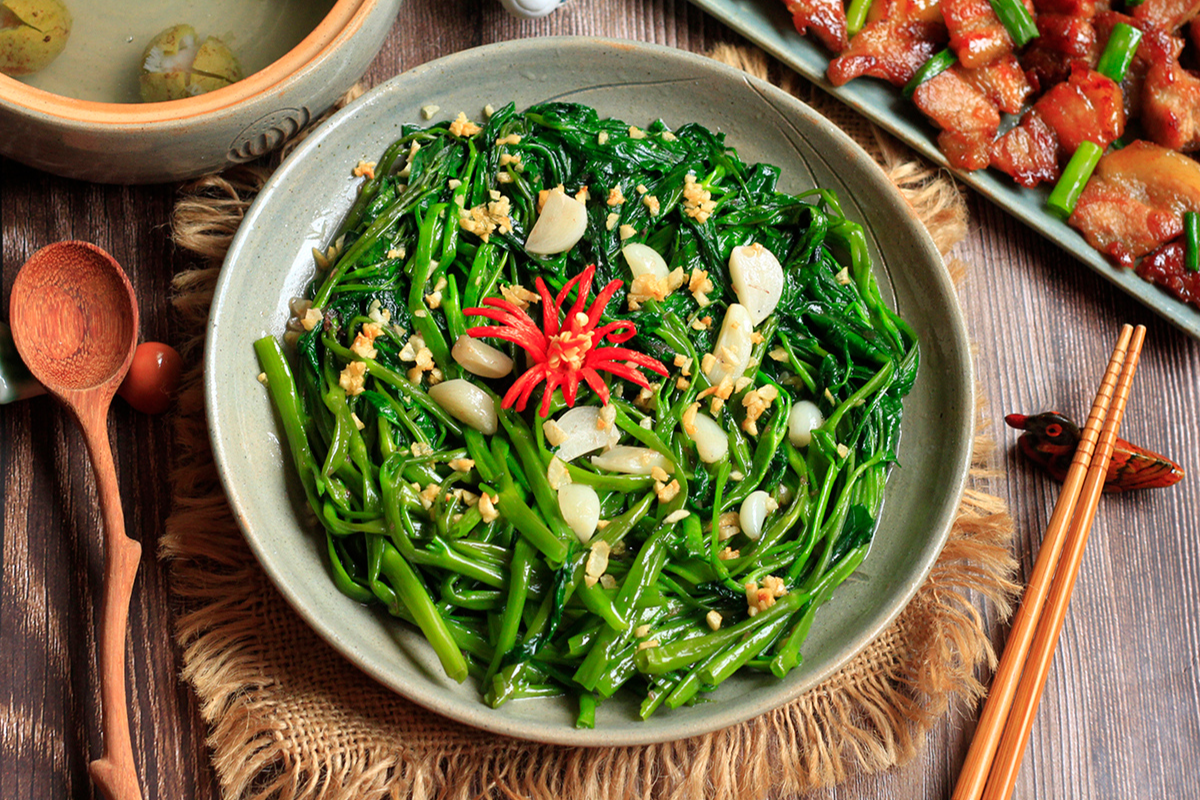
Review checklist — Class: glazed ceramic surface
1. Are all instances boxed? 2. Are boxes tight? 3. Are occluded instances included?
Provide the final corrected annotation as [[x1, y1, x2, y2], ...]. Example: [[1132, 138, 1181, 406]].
[[687, 0, 1200, 340], [15, 0, 336, 104], [0, 0, 400, 183], [206, 37, 974, 746]]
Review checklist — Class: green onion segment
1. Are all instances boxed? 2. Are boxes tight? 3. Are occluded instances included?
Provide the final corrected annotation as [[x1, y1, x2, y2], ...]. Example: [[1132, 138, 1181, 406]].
[[903, 49, 958, 98], [1048, 141, 1104, 220], [1185, 211, 1199, 272], [1097, 22, 1144, 83], [846, 0, 874, 36], [990, 0, 1040, 48]]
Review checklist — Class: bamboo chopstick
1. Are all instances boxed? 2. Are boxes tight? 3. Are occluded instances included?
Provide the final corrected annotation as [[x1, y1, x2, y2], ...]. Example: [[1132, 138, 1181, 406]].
[[982, 324, 1147, 800], [950, 323, 1136, 800]]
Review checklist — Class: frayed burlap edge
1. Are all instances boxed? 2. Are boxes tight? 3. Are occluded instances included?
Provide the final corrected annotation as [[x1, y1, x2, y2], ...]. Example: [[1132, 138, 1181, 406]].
[[161, 51, 1017, 800]]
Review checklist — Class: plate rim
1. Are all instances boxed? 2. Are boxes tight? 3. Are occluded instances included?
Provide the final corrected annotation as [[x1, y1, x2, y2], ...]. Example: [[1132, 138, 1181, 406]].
[[205, 35, 975, 746]]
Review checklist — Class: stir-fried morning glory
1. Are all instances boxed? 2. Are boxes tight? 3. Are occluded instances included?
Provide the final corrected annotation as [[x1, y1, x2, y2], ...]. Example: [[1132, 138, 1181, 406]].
[[254, 103, 919, 725]]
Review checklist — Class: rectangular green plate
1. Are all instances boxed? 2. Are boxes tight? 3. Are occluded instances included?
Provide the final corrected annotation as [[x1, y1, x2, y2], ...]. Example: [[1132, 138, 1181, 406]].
[[689, 0, 1200, 339]]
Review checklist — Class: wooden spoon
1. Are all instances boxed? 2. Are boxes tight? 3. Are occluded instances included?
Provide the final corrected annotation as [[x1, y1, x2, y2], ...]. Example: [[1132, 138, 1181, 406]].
[[8, 241, 143, 800]]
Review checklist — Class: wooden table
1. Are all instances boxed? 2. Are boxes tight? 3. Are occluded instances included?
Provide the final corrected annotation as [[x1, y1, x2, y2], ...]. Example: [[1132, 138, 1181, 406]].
[[2, 2, 1197, 797]]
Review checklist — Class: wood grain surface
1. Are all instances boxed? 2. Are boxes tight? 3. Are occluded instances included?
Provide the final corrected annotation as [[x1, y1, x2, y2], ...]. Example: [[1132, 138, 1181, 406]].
[[2, 2, 1198, 798]]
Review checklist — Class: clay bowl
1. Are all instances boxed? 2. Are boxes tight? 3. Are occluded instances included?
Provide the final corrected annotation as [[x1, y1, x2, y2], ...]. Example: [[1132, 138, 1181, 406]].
[[0, 0, 401, 184]]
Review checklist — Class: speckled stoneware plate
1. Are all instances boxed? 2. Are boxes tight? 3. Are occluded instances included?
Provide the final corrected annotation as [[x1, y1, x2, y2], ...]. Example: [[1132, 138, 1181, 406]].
[[206, 37, 974, 746], [687, 0, 1200, 340]]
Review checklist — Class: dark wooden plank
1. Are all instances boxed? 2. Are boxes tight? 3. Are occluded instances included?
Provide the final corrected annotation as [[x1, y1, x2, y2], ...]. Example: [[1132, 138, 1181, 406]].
[[1, 159, 218, 799], [951, 193, 1200, 800]]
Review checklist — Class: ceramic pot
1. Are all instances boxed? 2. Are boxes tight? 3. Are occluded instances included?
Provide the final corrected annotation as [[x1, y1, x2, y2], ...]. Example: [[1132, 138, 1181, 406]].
[[0, 0, 401, 184]]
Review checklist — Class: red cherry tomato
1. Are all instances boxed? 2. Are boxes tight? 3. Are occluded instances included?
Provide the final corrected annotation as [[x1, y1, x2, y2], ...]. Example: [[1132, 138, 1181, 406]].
[[118, 342, 183, 415]]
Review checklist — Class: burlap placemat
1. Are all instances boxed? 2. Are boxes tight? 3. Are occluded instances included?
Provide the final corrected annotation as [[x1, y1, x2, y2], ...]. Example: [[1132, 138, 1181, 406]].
[[162, 45, 1017, 799]]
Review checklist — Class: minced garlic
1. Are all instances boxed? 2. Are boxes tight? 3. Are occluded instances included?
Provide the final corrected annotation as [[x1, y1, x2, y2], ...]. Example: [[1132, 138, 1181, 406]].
[[585, 540, 611, 587], [689, 268, 715, 307], [655, 478, 681, 504], [682, 173, 717, 223], [717, 512, 741, 541], [479, 492, 500, 523], [338, 361, 367, 396], [301, 307, 323, 331], [626, 272, 668, 310], [459, 194, 513, 242], [500, 282, 540, 309], [449, 112, 482, 137], [745, 575, 788, 617], [741, 384, 780, 437]]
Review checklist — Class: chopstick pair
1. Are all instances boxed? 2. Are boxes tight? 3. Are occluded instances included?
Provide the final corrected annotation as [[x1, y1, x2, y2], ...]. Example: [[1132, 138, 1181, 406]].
[[952, 323, 1148, 800]]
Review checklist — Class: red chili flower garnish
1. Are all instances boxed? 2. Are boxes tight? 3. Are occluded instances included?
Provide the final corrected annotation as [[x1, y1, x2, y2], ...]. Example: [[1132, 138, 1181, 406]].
[[465, 264, 669, 416]]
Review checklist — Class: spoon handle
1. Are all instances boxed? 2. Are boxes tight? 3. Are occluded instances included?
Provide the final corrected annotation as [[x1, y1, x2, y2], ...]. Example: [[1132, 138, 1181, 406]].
[[78, 404, 144, 800]]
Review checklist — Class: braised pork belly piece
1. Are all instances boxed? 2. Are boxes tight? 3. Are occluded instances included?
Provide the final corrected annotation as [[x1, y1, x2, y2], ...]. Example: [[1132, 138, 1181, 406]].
[[1070, 141, 1200, 265], [1132, 0, 1200, 32], [965, 52, 1035, 112], [1136, 239, 1200, 307], [913, 66, 1002, 169], [911, 57, 1033, 170], [991, 64, 1125, 186], [943, 0, 1037, 67], [1020, 13, 1100, 92], [785, 0, 849, 53], [1034, 0, 1102, 16], [1139, 30, 1200, 152], [827, 0, 947, 86]]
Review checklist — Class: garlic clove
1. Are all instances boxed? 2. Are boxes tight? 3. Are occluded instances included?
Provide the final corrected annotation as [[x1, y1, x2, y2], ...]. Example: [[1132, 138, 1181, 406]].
[[739, 490, 771, 541], [703, 303, 755, 387], [452, 335, 513, 379], [590, 445, 670, 475], [428, 379, 498, 435], [525, 190, 588, 255], [558, 483, 601, 543], [729, 243, 784, 325], [788, 400, 824, 447], [551, 405, 621, 462], [690, 412, 728, 463], [621, 242, 670, 280]]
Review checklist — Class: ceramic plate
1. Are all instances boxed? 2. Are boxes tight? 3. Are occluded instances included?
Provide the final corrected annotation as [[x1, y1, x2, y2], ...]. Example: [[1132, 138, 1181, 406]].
[[688, 0, 1200, 340], [206, 37, 974, 746]]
